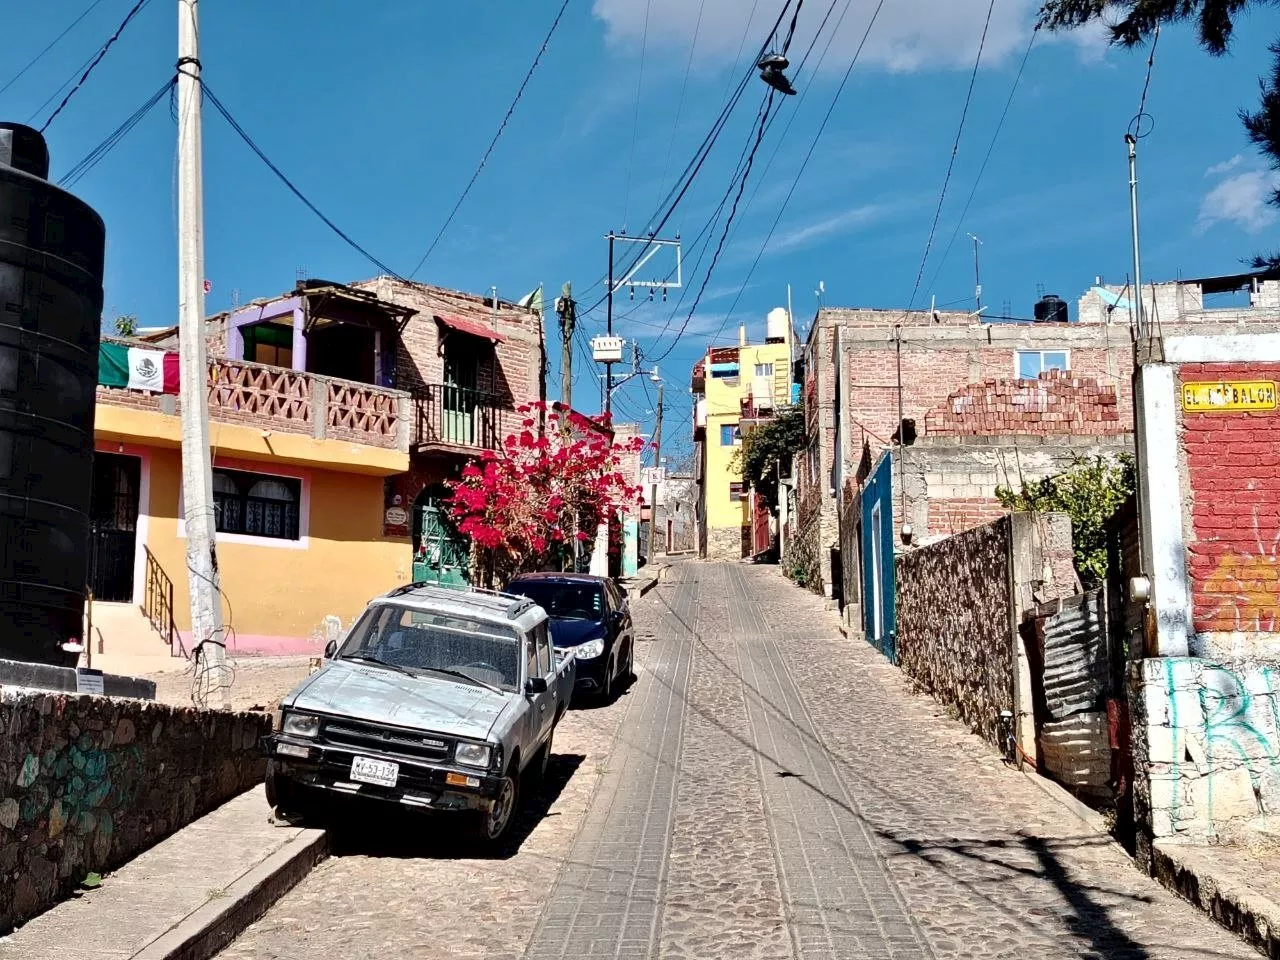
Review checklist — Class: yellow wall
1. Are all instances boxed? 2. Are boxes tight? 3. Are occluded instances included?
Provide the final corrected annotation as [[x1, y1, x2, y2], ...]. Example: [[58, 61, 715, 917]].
[[141, 447, 411, 650], [703, 340, 792, 531]]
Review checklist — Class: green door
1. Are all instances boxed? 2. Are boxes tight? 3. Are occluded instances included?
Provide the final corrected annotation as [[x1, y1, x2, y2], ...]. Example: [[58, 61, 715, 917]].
[[413, 497, 470, 587], [443, 348, 478, 446]]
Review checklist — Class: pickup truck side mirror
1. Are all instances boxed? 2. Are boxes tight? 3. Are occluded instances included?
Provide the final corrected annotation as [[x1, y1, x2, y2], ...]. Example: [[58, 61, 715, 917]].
[[610, 610, 625, 626], [324, 640, 337, 659], [525, 676, 549, 696]]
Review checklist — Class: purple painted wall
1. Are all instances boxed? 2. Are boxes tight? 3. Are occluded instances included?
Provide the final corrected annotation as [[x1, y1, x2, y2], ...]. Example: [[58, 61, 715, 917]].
[[228, 297, 305, 370]]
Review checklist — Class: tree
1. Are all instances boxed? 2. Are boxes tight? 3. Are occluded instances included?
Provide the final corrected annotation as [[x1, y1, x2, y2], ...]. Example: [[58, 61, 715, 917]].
[[996, 454, 1135, 587], [1039, 0, 1280, 267], [445, 404, 644, 584], [113, 314, 138, 337], [735, 405, 805, 513]]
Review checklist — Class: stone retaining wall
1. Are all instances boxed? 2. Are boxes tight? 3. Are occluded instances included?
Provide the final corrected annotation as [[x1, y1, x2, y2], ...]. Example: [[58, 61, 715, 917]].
[[0, 691, 269, 933]]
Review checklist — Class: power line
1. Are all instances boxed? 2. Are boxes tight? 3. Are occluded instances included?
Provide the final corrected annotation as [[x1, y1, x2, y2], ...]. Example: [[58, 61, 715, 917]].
[[622, 0, 654, 229], [655, 0, 708, 212], [707, 0, 889, 349], [0, 0, 109, 100], [202, 82, 406, 281], [649, 89, 779, 367], [904, 0, 998, 311], [925, 25, 1038, 294], [59, 75, 175, 188], [578, 0, 801, 315], [409, 0, 572, 278], [38, 0, 154, 133]]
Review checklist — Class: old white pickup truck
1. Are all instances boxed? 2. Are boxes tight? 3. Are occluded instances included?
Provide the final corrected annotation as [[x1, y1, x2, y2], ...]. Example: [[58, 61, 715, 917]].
[[264, 583, 575, 843]]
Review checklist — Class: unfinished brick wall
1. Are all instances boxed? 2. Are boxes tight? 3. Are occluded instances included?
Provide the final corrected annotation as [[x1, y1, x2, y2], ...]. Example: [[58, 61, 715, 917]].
[[923, 372, 1126, 438], [1179, 361, 1280, 642]]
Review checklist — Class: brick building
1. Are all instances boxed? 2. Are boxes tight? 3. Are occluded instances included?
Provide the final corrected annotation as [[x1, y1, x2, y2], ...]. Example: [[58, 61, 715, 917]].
[[796, 274, 1280, 603]]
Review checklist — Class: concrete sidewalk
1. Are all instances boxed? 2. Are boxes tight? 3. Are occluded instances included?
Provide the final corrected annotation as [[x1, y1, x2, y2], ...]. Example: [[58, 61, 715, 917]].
[[0, 788, 325, 960]]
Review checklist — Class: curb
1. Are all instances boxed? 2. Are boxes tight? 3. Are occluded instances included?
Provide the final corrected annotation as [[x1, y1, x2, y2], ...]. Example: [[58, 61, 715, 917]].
[[1151, 841, 1280, 958], [1017, 767, 1113, 837], [133, 827, 329, 960]]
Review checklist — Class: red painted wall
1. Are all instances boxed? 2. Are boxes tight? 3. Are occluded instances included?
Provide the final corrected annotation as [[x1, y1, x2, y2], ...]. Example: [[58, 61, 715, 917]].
[[1180, 362, 1280, 634]]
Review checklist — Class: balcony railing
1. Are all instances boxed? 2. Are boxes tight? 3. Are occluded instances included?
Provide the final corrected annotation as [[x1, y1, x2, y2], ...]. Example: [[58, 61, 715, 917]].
[[97, 356, 410, 452], [411, 384, 514, 452]]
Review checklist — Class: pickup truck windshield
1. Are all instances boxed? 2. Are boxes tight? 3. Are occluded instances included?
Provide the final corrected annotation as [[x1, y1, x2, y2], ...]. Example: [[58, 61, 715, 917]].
[[337, 604, 521, 692], [507, 582, 604, 622]]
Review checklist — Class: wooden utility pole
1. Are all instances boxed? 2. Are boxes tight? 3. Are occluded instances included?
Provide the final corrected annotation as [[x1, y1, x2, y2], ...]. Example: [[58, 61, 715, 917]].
[[648, 383, 663, 563], [556, 282, 575, 419], [176, 0, 230, 708]]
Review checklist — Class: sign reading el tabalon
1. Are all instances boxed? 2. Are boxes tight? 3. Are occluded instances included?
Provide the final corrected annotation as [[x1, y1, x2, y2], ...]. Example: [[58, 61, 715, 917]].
[[1182, 380, 1278, 413]]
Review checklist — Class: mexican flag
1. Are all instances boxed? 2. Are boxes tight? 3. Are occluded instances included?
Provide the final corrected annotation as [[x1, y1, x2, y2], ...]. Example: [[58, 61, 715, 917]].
[[99, 342, 180, 394]]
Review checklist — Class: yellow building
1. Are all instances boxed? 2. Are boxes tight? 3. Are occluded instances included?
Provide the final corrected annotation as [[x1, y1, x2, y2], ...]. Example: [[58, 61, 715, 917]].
[[692, 311, 794, 559], [92, 353, 412, 660]]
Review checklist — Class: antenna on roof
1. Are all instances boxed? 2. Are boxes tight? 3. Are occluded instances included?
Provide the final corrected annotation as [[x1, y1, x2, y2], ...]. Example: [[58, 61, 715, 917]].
[[296, 266, 308, 284]]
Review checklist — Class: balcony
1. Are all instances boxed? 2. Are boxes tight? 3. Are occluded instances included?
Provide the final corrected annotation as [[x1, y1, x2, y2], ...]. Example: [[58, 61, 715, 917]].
[[411, 384, 516, 454], [96, 357, 411, 454]]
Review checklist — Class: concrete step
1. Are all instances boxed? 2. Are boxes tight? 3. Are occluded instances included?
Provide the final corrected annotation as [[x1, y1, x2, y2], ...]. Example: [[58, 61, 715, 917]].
[[83, 602, 181, 678]]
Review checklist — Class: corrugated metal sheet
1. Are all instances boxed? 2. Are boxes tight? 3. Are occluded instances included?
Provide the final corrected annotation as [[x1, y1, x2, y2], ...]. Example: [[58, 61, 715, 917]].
[[1040, 711, 1111, 790], [1040, 588, 1108, 721]]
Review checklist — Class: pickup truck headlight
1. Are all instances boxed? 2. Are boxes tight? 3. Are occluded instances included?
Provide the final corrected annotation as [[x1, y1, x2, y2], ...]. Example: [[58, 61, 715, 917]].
[[281, 713, 321, 738], [576, 638, 606, 660], [455, 742, 492, 768]]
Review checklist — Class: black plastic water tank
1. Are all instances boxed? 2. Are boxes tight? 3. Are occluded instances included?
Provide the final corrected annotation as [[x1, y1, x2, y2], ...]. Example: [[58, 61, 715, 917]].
[[1034, 294, 1069, 324], [0, 123, 105, 666]]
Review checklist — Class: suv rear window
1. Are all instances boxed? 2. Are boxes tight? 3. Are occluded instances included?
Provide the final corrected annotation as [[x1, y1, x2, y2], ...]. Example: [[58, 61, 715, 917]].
[[507, 581, 604, 622]]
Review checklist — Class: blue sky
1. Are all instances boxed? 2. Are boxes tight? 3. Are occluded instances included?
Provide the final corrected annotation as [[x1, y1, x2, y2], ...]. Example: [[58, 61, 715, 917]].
[[6, 0, 1280, 460]]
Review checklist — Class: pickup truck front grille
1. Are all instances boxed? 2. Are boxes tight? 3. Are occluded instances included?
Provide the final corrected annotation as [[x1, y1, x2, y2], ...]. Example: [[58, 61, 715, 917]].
[[321, 719, 453, 761]]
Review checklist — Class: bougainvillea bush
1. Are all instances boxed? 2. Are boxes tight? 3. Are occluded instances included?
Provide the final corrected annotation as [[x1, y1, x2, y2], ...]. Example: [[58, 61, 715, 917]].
[[446, 403, 644, 583]]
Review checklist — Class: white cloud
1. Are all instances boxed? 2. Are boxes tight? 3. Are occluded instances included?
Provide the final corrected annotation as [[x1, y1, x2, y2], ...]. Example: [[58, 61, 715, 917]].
[[1206, 155, 1247, 177], [1199, 161, 1280, 234], [592, 0, 1046, 74], [765, 202, 893, 253]]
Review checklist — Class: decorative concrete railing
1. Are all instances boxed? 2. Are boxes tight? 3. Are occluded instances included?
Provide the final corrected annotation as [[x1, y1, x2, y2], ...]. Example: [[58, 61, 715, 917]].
[[97, 356, 410, 452]]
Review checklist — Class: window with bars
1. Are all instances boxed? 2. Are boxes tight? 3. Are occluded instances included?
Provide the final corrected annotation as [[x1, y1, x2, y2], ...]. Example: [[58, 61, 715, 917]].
[[729, 482, 745, 501], [212, 469, 302, 540]]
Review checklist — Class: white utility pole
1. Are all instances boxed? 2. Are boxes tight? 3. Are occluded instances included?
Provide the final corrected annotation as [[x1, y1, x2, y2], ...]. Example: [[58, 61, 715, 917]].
[[177, 0, 230, 708]]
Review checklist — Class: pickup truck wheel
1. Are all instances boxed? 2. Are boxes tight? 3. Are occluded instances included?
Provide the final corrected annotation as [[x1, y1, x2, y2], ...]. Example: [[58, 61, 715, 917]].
[[477, 774, 519, 843], [265, 761, 312, 821]]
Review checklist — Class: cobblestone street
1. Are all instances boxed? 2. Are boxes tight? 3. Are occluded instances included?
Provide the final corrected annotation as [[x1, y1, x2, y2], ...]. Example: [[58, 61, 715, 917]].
[[218, 563, 1256, 959]]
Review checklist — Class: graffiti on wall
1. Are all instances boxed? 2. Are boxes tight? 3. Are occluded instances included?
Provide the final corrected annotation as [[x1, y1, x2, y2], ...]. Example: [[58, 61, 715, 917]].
[[1142, 658, 1280, 836], [1197, 513, 1280, 635]]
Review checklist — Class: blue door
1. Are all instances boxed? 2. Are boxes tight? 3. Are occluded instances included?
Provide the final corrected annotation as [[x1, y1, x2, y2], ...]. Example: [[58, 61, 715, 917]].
[[861, 453, 896, 662]]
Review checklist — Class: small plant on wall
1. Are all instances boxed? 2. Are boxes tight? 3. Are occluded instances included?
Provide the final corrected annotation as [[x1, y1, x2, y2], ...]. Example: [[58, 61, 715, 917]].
[[996, 454, 1135, 587]]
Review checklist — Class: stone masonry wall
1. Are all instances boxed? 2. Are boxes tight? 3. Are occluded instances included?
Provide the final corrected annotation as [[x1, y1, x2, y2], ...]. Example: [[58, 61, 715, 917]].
[[896, 517, 1014, 746], [0, 692, 269, 933], [707, 526, 744, 561], [1130, 658, 1279, 845]]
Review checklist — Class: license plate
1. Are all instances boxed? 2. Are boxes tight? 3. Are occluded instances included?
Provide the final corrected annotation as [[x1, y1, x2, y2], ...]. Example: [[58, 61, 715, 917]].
[[350, 756, 399, 787]]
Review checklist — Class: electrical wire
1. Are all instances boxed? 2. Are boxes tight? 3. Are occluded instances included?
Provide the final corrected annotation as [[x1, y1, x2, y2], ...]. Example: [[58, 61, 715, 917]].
[[0, 0, 108, 100], [655, 0, 708, 212], [409, 0, 572, 277], [925, 26, 1038, 295], [648, 89, 779, 367], [59, 75, 175, 188], [1129, 24, 1160, 139], [577, 0, 801, 315], [704, 0, 889, 350], [904, 0, 998, 312], [202, 82, 406, 281], [622, 0, 654, 229], [38, 0, 154, 133]]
